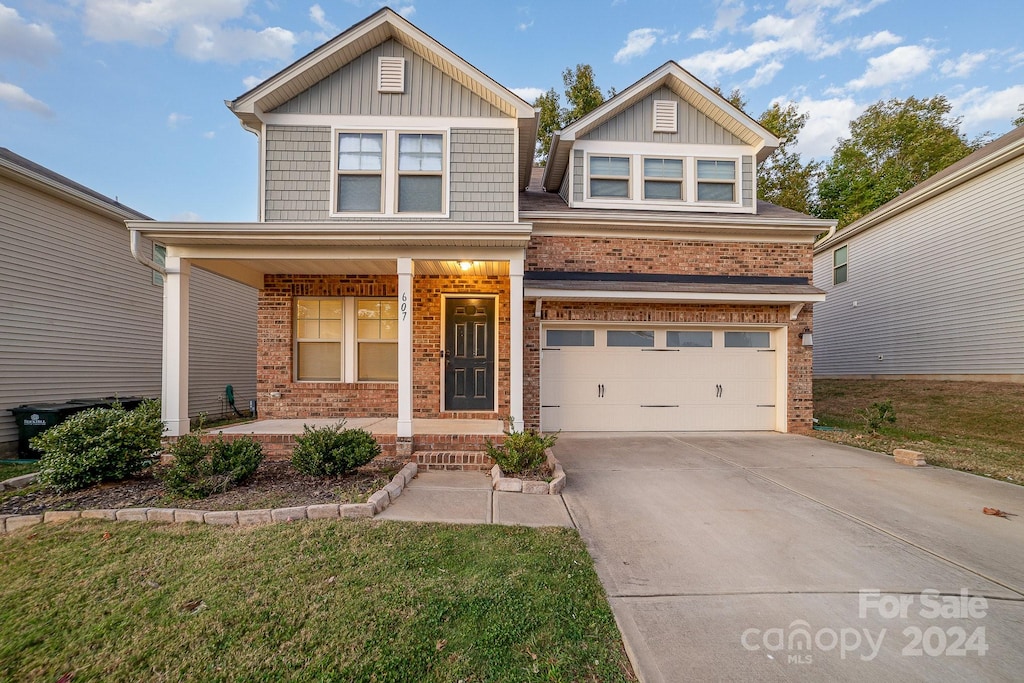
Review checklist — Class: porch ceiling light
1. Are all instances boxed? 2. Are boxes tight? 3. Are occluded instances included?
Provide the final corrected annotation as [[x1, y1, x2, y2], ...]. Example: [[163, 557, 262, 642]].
[[458, 260, 474, 271]]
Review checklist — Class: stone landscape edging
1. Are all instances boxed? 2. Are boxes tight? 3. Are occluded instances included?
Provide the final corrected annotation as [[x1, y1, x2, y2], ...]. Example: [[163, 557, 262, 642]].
[[0, 462, 418, 535], [489, 449, 565, 494]]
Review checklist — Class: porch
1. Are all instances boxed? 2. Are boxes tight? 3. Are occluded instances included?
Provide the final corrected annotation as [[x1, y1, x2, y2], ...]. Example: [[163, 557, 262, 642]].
[[208, 417, 507, 470]]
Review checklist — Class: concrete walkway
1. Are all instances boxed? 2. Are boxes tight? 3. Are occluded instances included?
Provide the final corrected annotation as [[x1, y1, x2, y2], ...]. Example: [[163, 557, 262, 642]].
[[555, 432, 1024, 682], [376, 470, 574, 527]]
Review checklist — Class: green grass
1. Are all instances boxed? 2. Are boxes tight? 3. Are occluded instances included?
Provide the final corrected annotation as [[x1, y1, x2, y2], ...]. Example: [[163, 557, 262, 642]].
[[0, 461, 40, 480], [0, 520, 634, 682], [814, 378, 1024, 484]]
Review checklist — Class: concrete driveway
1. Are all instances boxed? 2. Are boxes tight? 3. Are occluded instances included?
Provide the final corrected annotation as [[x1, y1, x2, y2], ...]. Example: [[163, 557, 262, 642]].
[[554, 433, 1024, 682]]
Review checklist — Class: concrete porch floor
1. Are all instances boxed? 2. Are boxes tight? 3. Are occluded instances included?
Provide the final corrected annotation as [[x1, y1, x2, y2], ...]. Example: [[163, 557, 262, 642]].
[[212, 417, 505, 436]]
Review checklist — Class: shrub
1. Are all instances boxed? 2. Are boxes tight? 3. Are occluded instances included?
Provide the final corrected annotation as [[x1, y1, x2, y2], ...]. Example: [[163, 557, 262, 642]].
[[485, 417, 558, 474], [33, 400, 164, 493], [859, 400, 897, 432], [291, 422, 381, 476], [162, 433, 264, 499]]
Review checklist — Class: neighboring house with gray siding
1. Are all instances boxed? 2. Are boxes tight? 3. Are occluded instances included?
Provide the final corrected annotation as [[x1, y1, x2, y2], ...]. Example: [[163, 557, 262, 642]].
[[812, 125, 1024, 381], [0, 148, 257, 455]]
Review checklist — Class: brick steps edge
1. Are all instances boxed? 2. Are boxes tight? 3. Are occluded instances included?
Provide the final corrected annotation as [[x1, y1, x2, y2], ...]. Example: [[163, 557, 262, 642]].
[[489, 449, 565, 495], [0, 462, 418, 535]]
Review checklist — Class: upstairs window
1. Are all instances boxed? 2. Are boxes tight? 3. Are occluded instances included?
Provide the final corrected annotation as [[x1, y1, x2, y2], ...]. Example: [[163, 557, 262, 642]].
[[696, 159, 737, 202], [643, 157, 684, 200], [398, 133, 444, 213], [336, 132, 383, 213], [833, 245, 848, 285], [589, 156, 630, 198]]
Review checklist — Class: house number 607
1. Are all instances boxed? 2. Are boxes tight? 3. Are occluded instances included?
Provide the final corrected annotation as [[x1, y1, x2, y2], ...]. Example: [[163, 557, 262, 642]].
[[400, 292, 408, 320]]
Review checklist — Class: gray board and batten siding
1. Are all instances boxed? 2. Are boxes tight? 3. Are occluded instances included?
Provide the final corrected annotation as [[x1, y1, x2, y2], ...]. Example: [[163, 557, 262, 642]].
[[0, 166, 257, 454], [812, 153, 1024, 379], [271, 38, 506, 118], [568, 87, 753, 207], [264, 126, 516, 222]]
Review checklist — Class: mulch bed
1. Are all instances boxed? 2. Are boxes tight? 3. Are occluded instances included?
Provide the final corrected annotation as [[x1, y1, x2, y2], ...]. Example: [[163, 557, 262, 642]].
[[0, 460, 398, 517]]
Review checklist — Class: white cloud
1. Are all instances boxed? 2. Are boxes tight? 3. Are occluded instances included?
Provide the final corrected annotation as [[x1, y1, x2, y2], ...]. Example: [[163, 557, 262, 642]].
[[681, 41, 782, 81], [714, 0, 746, 33], [517, 20, 534, 31], [940, 51, 988, 79], [855, 30, 901, 51], [167, 112, 191, 128], [511, 87, 545, 103], [846, 45, 937, 90], [777, 95, 865, 160], [689, 26, 712, 40], [242, 74, 263, 89], [171, 211, 202, 221], [0, 81, 54, 117], [81, 0, 296, 63], [952, 84, 1024, 129], [834, 0, 890, 21], [614, 28, 663, 64], [0, 3, 60, 65], [662, 32, 680, 44], [203, 131, 216, 139], [389, 3, 415, 18], [309, 4, 336, 33], [746, 60, 783, 88]]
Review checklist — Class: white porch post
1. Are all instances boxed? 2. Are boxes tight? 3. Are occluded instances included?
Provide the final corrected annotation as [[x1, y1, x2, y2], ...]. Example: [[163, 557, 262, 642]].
[[397, 258, 414, 440], [509, 256, 525, 432], [162, 256, 191, 436]]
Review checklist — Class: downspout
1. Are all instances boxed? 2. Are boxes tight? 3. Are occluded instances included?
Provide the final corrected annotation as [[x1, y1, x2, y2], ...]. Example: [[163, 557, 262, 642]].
[[129, 228, 166, 276]]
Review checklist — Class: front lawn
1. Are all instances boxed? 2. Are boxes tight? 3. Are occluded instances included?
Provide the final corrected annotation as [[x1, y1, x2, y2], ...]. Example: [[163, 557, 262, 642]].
[[814, 378, 1024, 484], [0, 460, 39, 480], [0, 520, 634, 682]]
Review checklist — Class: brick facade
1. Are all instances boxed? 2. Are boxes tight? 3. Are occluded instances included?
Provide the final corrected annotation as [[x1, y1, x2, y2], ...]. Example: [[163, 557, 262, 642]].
[[257, 273, 510, 421], [523, 233, 815, 434]]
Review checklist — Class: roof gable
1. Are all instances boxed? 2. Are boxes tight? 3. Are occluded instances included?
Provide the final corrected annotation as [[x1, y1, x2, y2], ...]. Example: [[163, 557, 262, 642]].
[[229, 8, 534, 122], [542, 61, 778, 192], [271, 38, 505, 118]]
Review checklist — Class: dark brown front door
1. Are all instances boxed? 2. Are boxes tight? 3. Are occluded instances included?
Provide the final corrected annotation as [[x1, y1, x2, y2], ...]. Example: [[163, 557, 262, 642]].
[[444, 297, 495, 411]]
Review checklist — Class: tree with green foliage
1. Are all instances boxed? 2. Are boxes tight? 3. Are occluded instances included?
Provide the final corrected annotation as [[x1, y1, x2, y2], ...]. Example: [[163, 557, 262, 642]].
[[814, 95, 979, 227], [533, 65, 607, 164], [712, 84, 747, 112], [1013, 103, 1024, 128], [757, 102, 820, 214]]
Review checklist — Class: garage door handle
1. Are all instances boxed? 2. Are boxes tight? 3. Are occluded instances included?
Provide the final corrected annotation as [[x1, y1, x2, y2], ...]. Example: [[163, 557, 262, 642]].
[[641, 404, 679, 408], [716, 384, 723, 398], [597, 384, 605, 398]]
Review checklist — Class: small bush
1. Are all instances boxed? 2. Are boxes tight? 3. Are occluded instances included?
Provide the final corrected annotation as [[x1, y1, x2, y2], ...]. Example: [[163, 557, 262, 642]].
[[33, 400, 163, 493], [859, 400, 897, 432], [291, 422, 381, 476], [485, 417, 558, 474], [162, 433, 264, 499]]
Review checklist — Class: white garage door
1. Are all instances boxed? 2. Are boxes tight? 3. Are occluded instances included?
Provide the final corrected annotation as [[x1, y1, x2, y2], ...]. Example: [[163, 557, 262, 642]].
[[540, 326, 779, 432]]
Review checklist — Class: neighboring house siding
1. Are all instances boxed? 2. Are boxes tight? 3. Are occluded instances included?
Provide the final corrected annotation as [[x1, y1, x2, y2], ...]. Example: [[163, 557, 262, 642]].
[[571, 150, 584, 203], [264, 125, 516, 222], [742, 155, 753, 208], [272, 39, 505, 118], [813, 155, 1024, 377], [580, 87, 745, 145], [0, 175, 257, 452]]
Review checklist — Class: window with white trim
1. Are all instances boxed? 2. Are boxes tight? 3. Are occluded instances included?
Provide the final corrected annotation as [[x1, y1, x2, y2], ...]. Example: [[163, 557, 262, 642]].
[[294, 297, 399, 382], [589, 155, 630, 198], [332, 130, 446, 216], [696, 159, 737, 202], [152, 243, 166, 286], [643, 157, 684, 200], [336, 132, 383, 213], [397, 133, 443, 213], [833, 245, 848, 285]]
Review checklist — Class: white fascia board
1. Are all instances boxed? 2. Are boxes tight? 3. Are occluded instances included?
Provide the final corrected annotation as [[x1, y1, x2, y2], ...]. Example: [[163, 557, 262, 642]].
[[166, 245, 530, 261], [523, 287, 826, 305], [262, 113, 517, 129], [0, 158, 147, 222]]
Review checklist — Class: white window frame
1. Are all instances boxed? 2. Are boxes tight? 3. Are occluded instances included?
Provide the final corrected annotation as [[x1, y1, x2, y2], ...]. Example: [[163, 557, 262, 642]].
[[294, 296, 400, 383], [152, 243, 166, 286], [641, 155, 685, 202], [329, 128, 449, 218], [695, 157, 739, 204], [586, 153, 631, 200], [355, 297, 400, 382], [335, 131, 385, 214], [833, 245, 848, 285]]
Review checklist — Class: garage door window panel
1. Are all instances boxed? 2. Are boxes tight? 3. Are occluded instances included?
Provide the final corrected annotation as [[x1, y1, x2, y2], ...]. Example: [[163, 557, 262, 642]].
[[724, 331, 771, 348], [546, 329, 595, 347], [667, 331, 713, 348], [607, 330, 655, 347]]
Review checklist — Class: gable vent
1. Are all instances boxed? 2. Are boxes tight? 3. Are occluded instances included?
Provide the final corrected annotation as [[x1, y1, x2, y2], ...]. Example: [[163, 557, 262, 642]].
[[378, 56, 406, 93], [653, 100, 678, 133]]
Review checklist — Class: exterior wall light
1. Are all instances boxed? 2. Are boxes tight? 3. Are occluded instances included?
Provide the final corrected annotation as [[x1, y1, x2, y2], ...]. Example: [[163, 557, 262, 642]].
[[799, 327, 813, 347]]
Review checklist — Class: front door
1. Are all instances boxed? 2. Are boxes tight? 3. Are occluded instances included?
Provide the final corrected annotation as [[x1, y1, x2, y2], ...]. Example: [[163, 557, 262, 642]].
[[444, 297, 495, 411]]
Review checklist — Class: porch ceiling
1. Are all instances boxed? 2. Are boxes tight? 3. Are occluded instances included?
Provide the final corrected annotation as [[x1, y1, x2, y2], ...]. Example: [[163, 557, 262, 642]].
[[197, 258, 509, 277]]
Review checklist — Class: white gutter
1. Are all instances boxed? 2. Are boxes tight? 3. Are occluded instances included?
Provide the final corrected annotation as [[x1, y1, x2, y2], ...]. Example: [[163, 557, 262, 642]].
[[129, 228, 166, 276], [812, 223, 837, 250]]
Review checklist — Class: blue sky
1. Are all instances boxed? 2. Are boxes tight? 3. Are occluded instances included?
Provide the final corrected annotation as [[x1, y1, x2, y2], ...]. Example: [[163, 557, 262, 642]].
[[2, 0, 1022, 221]]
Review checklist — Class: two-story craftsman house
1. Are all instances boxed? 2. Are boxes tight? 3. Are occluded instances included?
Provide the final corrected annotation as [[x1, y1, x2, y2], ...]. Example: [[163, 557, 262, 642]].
[[129, 8, 832, 466]]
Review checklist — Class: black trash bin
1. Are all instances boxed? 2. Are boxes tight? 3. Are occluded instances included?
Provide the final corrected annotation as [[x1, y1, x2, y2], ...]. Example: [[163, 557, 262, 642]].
[[9, 402, 99, 457]]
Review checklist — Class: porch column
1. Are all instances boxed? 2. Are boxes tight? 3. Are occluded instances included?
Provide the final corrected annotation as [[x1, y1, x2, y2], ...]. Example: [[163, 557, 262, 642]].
[[397, 257, 414, 439], [509, 256, 525, 432], [162, 256, 190, 437]]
